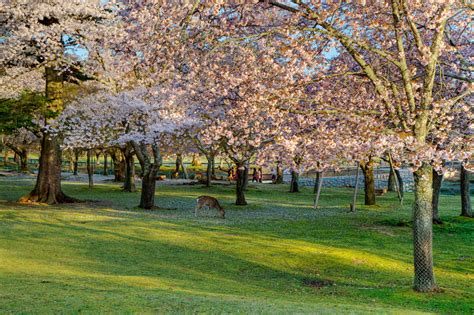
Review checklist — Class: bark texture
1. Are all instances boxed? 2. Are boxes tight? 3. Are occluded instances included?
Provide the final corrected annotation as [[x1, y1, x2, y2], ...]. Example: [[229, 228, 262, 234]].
[[290, 171, 299, 193], [360, 160, 376, 205], [235, 165, 247, 205], [19, 66, 74, 204], [276, 162, 283, 184], [460, 164, 472, 218], [86, 149, 94, 188], [132, 142, 162, 209], [122, 146, 136, 192], [413, 163, 437, 292], [432, 170, 443, 224]]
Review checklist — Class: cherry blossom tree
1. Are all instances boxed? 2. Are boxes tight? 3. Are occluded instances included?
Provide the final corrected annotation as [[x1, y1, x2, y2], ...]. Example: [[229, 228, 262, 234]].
[[1, 0, 123, 203], [231, 0, 473, 292]]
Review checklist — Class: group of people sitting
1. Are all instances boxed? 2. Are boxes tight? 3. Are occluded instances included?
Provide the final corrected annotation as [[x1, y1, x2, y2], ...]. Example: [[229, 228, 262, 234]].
[[226, 167, 279, 184]]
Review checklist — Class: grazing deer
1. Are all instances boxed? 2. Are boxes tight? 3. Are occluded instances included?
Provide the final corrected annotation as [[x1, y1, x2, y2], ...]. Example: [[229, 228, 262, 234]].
[[195, 196, 225, 219]]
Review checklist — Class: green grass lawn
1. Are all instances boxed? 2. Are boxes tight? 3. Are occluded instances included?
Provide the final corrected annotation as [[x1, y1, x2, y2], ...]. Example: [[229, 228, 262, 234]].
[[0, 177, 472, 314]]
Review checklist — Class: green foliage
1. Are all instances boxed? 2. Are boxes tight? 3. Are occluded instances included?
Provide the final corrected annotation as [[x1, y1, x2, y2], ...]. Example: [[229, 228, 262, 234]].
[[0, 91, 47, 134], [0, 178, 472, 313]]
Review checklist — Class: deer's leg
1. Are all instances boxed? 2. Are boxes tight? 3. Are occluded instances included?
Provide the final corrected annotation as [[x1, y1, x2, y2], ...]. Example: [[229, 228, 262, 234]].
[[194, 205, 199, 217]]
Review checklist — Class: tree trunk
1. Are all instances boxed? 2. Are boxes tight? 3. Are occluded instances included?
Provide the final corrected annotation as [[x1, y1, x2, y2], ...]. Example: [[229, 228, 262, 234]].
[[432, 170, 443, 224], [235, 165, 247, 205], [360, 161, 376, 205], [87, 149, 94, 188], [211, 155, 216, 178], [350, 164, 361, 212], [242, 164, 249, 191], [388, 164, 396, 192], [395, 169, 404, 198], [290, 170, 299, 193], [19, 66, 74, 204], [175, 153, 182, 175], [205, 155, 212, 187], [412, 163, 437, 292], [276, 162, 283, 184], [19, 134, 74, 204], [73, 150, 79, 175], [103, 152, 108, 176], [460, 164, 472, 218], [139, 171, 157, 209], [313, 171, 321, 194], [313, 171, 323, 209], [18, 148, 28, 173], [123, 149, 136, 192]]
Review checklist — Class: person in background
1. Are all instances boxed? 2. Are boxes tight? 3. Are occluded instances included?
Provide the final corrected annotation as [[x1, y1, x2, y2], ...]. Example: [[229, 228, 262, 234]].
[[258, 168, 263, 183], [252, 168, 258, 182], [271, 168, 277, 184]]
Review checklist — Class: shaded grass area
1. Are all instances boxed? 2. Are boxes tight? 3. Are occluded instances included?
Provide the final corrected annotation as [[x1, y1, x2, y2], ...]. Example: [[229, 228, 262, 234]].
[[0, 178, 472, 314]]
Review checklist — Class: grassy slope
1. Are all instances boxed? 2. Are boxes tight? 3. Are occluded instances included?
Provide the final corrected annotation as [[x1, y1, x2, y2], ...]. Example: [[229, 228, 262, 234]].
[[0, 177, 472, 314]]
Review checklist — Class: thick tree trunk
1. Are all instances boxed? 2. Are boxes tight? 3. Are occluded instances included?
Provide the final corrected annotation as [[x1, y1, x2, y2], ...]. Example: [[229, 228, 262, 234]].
[[123, 150, 136, 192], [460, 164, 472, 218], [139, 171, 157, 209], [19, 134, 74, 204], [432, 170, 443, 224], [110, 151, 125, 182], [19, 149, 28, 173], [413, 163, 437, 292], [87, 149, 94, 188], [290, 170, 299, 193], [276, 162, 283, 184], [235, 165, 247, 205], [19, 66, 74, 204], [360, 161, 376, 205]]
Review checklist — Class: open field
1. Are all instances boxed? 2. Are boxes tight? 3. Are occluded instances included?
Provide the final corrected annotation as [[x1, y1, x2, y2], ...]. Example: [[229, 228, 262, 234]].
[[0, 177, 473, 314]]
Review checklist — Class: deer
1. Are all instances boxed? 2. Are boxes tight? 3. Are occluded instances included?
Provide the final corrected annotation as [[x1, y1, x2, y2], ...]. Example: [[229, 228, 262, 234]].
[[195, 196, 225, 219]]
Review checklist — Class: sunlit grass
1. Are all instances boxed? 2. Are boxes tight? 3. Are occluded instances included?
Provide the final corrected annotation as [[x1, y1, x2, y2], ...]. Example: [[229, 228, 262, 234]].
[[0, 177, 472, 313]]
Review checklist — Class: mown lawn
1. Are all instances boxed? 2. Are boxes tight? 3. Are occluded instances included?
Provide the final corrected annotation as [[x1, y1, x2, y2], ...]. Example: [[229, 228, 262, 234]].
[[0, 177, 472, 314]]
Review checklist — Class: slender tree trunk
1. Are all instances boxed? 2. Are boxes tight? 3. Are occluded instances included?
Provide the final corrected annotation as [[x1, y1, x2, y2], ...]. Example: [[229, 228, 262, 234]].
[[211, 154, 216, 178], [460, 164, 472, 218], [235, 164, 247, 205], [290, 170, 299, 192], [276, 162, 283, 184], [19, 67, 74, 204], [175, 153, 182, 176], [313, 171, 321, 194], [413, 163, 437, 292], [313, 171, 323, 209], [73, 150, 79, 175], [350, 164, 361, 212], [180, 158, 188, 179], [395, 169, 404, 198], [360, 161, 376, 205], [205, 155, 212, 187], [432, 170, 443, 224], [87, 149, 94, 188], [388, 164, 396, 192], [123, 149, 136, 192], [242, 163, 249, 191], [103, 153, 108, 176]]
